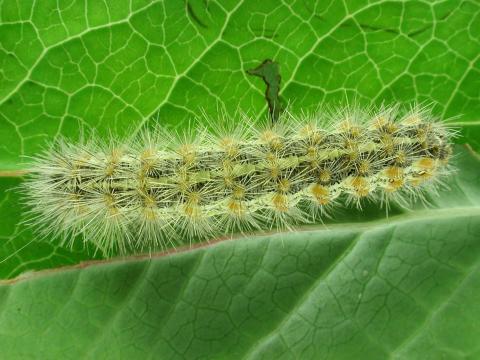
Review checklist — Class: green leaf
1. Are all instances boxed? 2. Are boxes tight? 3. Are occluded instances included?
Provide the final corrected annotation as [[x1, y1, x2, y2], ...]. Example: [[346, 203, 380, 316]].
[[1, 145, 480, 359], [1, 1, 480, 358], [1, 0, 480, 171], [1, 0, 480, 274]]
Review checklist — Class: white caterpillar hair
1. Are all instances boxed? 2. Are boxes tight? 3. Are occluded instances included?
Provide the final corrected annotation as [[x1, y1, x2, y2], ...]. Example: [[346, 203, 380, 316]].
[[22, 105, 454, 255]]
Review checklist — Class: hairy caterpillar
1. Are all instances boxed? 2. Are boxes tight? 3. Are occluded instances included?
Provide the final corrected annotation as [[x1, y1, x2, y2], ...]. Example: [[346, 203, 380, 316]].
[[23, 106, 453, 255]]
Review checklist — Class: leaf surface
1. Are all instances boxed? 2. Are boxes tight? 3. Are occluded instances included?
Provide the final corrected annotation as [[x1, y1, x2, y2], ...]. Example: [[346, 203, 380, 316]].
[[1, 146, 480, 359], [1, 1, 480, 358]]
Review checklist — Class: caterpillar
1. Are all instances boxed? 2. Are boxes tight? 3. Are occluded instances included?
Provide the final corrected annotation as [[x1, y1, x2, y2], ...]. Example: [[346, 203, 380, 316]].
[[22, 106, 453, 255]]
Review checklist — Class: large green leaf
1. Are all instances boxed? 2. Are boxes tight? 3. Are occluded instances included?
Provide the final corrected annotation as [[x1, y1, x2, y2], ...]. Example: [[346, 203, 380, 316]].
[[1, 0, 479, 171], [1, 146, 480, 359], [1, 0, 480, 276], [1, 0, 480, 358]]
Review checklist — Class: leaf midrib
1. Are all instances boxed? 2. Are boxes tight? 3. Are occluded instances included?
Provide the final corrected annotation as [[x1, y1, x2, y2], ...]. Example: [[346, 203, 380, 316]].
[[1, 205, 479, 285]]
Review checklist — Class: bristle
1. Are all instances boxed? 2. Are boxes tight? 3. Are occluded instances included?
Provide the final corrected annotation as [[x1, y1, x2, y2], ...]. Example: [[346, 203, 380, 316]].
[[22, 105, 455, 256]]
